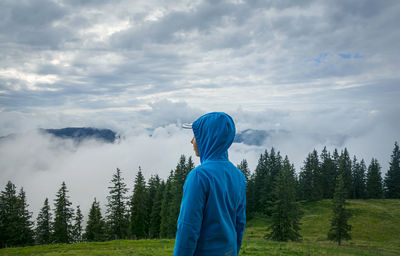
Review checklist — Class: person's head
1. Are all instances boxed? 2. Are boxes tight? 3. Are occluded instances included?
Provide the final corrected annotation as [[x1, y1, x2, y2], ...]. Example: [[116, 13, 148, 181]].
[[191, 136, 199, 157], [184, 112, 235, 163]]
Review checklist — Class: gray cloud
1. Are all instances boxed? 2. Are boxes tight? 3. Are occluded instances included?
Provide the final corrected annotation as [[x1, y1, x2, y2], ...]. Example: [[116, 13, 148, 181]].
[[0, 0, 70, 47], [0, 0, 399, 218]]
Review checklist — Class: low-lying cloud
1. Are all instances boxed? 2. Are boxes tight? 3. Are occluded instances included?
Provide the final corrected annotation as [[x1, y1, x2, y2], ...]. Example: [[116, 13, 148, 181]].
[[1, 101, 398, 221]]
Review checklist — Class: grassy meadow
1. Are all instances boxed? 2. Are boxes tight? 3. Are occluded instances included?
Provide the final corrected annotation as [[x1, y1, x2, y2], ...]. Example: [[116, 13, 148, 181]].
[[1, 199, 399, 256]]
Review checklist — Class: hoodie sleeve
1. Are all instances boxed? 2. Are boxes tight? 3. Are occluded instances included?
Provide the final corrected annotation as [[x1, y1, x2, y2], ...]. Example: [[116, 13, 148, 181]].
[[236, 181, 246, 253], [173, 169, 208, 256]]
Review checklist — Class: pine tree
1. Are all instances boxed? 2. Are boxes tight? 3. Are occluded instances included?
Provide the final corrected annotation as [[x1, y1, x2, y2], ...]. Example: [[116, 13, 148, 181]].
[[186, 156, 195, 176], [237, 159, 251, 218], [237, 159, 250, 182], [328, 174, 352, 246], [35, 198, 52, 244], [130, 167, 148, 239], [168, 155, 189, 237], [72, 205, 83, 243], [246, 173, 257, 219], [320, 147, 337, 198], [53, 182, 74, 244], [160, 171, 174, 238], [332, 149, 340, 170], [84, 198, 106, 242], [312, 149, 323, 200], [266, 156, 302, 241], [0, 183, 35, 247], [106, 168, 129, 240], [338, 149, 353, 198], [149, 180, 165, 238], [384, 142, 400, 198], [253, 151, 268, 213], [351, 157, 366, 199], [299, 150, 321, 201], [0, 181, 20, 248], [366, 158, 383, 199], [16, 188, 34, 246], [146, 174, 161, 237], [263, 148, 282, 215]]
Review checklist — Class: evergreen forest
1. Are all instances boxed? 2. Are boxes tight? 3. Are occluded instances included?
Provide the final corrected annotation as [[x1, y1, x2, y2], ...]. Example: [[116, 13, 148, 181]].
[[1, 142, 400, 249]]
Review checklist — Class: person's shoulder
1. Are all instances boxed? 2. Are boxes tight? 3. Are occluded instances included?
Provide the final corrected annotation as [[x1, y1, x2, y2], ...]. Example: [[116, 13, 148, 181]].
[[236, 167, 247, 184], [187, 165, 208, 180], [185, 166, 210, 191], [228, 162, 247, 184]]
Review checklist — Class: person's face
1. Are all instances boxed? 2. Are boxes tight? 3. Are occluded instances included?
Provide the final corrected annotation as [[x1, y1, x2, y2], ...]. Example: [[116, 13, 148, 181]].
[[191, 136, 199, 157]]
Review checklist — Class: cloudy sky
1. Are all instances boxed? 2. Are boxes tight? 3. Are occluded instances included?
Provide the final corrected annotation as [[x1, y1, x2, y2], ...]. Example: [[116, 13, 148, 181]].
[[1, 0, 399, 218]]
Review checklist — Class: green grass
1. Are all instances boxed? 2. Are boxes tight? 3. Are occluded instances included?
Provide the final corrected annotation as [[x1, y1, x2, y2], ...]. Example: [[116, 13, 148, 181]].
[[1, 199, 399, 256], [240, 199, 400, 255], [0, 240, 175, 256]]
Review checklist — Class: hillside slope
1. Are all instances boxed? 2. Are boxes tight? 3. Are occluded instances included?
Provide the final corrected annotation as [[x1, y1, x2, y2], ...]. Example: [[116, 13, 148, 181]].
[[1, 199, 399, 256], [243, 199, 400, 255]]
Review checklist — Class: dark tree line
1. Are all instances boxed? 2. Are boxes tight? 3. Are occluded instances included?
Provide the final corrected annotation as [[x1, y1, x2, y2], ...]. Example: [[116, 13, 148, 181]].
[[0, 155, 194, 248], [244, 143, 399, 220], [240, 142, 399, 242], [1, 142, 399, 247]]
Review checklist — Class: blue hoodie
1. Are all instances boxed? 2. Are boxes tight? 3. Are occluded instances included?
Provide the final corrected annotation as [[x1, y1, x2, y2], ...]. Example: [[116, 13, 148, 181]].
[[173, 112, 246, 256]]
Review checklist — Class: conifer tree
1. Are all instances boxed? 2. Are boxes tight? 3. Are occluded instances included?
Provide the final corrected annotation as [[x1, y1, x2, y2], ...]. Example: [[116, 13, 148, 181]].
[[338, 149, 353, 198], [320, 147, 337, 198], [149, 180, 165, 238], [253, 151, 268, 213], [130, 167, 148, 239], [328, 174, 352, 246], [263, 148, 282, 214], [299, 161, 312, 201], [0, 182, 35, 247], [332, 149, 340, 170], [237, 159, 250, 182], [16, 188, 34, 246], [237, 159, 251, 218], [146, 174, 161, 237], [168, 155, 189, 237], [351, 157, 367, 199], [366, 158, 383, 199], [251, 148, 284, 215], [72, 205, 83, 243], [84, 198, 106, 242], [35, 198, 52, 244], [160, 171, 174, 238], [186, 156, 195, 176], [266, 156, 302, 241], [53, 182, 74, 244], [106, 168, 129, 240], [299, 150, 321, 201], [384, 142, 400, 198], [0, 181, 20, 248], [312, 149, 323, 200], [246, 173, 257, 219]]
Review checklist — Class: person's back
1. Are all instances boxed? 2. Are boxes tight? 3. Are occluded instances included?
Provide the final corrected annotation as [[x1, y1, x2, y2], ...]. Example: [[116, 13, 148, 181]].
[[174, 112, 246, 256]]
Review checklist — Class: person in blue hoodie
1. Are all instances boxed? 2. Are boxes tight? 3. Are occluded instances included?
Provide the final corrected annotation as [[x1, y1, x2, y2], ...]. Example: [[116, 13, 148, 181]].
[[174, 112, 246, 256]]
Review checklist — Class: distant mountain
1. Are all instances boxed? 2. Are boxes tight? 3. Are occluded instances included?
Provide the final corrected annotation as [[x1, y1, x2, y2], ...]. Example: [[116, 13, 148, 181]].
[[234, 129, 270, 146], [40, 127, 118, 143], [0, 133, 17, 141], [1, 127, 277, 146]]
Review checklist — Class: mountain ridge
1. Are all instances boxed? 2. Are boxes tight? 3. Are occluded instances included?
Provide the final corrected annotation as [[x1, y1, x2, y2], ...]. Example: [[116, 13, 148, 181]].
[[0, 127, 278, 146]]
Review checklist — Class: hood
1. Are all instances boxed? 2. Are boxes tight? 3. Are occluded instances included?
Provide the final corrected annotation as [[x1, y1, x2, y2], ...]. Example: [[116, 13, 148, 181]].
[[192, 112, 236, 163]]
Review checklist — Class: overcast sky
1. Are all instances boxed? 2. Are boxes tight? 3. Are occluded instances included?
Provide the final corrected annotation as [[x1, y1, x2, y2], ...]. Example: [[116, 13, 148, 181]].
[[1, 0, 399, 219]]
